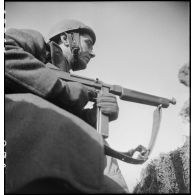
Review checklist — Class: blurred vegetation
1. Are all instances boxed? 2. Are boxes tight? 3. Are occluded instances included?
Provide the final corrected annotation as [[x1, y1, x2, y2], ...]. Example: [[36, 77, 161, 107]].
[[133, 63, 190, 193], [133, 138, 189, 193], [178, 63, 190, 123], [178, 63, 189, 87]]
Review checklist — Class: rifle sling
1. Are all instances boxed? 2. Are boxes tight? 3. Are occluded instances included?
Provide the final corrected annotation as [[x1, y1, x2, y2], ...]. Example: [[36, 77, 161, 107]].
[[104, 105, 162, 165], [104, 145, 146, 164]]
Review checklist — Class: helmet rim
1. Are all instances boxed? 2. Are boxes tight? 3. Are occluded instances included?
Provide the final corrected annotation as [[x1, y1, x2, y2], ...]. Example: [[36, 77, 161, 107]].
[[46, 19, 96, 44]]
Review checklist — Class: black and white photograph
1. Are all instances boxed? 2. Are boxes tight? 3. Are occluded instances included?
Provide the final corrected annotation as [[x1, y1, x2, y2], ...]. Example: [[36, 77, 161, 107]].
[[4, 1, 190, 194]]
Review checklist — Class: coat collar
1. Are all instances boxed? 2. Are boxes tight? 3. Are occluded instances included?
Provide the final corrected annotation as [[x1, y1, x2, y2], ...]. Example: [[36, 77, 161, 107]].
[[47, 41, 70, 73]]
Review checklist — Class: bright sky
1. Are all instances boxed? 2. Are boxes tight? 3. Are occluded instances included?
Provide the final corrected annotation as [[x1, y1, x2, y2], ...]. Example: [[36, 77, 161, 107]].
[[5, 1, 190, 192]]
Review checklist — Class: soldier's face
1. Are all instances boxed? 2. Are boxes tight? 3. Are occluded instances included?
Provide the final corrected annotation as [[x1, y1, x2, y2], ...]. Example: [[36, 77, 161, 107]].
[[74, 34, 95, 70], [60, 33, 95, 71]]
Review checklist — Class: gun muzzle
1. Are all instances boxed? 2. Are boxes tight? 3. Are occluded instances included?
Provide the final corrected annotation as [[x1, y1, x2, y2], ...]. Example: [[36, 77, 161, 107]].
[[170, 97, 176, 105]]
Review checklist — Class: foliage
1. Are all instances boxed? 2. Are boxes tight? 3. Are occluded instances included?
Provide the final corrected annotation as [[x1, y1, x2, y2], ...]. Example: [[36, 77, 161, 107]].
[[180, 99, 190, 123], [178, 63, 190, 87], [178, 63, 190, 123], [133, 63, 190, 193], [133, 139, 190, 193]]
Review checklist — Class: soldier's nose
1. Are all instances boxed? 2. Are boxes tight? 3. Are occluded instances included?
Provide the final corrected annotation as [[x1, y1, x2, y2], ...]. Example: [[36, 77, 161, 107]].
[[89, 50, 95, 58]]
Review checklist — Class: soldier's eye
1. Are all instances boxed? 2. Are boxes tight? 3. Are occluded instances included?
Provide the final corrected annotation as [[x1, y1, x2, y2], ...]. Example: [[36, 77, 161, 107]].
[[86, 40, 92, 48]]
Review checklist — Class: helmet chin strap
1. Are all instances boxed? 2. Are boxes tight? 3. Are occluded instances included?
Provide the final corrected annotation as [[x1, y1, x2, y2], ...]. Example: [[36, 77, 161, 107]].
[[66, 32, 82, 71]]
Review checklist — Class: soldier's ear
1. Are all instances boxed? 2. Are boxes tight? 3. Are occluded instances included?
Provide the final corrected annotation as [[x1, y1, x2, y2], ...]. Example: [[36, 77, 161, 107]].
[[60, 34, 69, 47]]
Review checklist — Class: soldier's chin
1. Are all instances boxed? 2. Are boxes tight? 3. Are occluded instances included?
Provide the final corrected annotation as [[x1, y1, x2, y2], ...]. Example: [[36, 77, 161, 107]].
[[72, 61, 87, 71]]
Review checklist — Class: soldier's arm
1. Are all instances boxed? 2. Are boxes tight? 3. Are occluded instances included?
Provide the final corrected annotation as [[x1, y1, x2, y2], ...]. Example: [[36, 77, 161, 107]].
[[5, 28, 88, 113]]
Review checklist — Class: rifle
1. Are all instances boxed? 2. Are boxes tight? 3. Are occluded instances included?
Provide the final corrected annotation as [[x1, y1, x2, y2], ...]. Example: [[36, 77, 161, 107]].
[[49, 66, 176, 164]]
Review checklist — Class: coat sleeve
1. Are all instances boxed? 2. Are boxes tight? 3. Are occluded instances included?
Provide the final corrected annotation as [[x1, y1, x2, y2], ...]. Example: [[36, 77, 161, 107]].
[[5, 29, 74, 110], [5, 28, 96, 124]]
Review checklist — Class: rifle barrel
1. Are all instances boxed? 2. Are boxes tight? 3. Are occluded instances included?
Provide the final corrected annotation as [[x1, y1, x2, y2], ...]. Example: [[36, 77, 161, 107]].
[[51, 69, 176, 108], [119, 87, 176, 108]]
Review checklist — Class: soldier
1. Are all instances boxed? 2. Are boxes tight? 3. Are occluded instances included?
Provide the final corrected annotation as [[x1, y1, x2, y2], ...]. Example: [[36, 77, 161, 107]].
[[5, 19, 129, 193]]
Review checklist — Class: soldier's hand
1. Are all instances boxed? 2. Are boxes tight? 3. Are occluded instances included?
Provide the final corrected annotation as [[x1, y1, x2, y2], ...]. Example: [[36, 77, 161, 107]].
[[96, 93, 119, 121], [134, 145, 147, 156], [128, 145, 148, 160], [66, 82, 96, 110]]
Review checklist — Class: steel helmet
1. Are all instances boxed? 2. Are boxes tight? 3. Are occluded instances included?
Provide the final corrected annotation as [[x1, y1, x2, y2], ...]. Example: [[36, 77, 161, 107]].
[[47, 19, 96, 44]]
